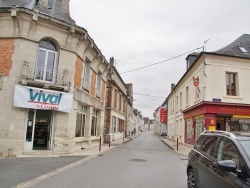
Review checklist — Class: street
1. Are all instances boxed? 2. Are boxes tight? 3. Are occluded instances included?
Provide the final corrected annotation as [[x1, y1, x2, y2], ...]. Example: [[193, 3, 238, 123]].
[[11, 131, 187, 188]]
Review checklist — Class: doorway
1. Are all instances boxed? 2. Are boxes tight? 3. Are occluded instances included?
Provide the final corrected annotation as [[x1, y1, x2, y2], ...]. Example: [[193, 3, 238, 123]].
[[25, 109, 53, 150]]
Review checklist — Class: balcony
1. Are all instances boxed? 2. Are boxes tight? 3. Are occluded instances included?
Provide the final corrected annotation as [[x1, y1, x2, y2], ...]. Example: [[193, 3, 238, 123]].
[[20, 61, 70, 91]]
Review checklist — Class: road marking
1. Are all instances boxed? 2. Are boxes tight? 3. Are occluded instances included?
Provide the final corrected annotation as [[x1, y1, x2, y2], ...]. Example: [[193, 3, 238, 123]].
[[12, 155, 97, 188]]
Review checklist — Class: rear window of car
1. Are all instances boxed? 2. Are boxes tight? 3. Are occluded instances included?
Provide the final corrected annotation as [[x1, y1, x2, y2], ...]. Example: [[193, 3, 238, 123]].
[[195, 136, 206, 149], [201, 136, 218, 156]]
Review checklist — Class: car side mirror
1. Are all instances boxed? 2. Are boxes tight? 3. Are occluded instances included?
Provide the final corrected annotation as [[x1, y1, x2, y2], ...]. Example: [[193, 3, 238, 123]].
[[217, 160, 239, 173]]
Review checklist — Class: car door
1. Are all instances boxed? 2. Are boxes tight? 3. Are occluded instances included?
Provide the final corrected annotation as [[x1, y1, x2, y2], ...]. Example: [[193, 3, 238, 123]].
[[209, 137, 244, 188], [195, 136, 218, 188]]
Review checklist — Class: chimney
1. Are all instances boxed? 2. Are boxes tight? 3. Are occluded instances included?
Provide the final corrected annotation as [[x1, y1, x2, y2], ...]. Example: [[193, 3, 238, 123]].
[[110, 57, 114, 67], [171, 83, 175, 91]]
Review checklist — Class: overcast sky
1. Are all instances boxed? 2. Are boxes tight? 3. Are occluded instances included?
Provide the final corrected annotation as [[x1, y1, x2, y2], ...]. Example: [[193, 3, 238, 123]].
[[70, 0, 250, 118]]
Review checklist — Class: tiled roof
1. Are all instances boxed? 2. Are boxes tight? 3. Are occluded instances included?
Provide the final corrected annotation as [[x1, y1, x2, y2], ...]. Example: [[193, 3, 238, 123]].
[[214, 34, 250, 58], [0, 0, 36, 9]]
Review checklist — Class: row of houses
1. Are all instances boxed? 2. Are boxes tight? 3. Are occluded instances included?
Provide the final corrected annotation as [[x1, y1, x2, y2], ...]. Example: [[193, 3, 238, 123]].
[[155, 33, 250, 145], [0, 0, 145, 157]]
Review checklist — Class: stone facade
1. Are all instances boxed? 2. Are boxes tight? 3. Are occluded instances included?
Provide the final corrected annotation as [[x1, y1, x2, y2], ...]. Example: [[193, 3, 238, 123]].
[[0, 2, 110, 156]]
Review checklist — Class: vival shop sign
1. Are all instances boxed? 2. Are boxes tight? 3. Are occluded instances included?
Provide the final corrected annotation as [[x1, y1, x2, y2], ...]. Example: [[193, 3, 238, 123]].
[[13, 85, 73, 113]]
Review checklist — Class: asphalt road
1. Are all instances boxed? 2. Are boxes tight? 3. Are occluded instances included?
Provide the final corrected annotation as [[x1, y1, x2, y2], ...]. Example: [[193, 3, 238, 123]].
[[0, 156, 84, 188], [29, 131, 187, 188]]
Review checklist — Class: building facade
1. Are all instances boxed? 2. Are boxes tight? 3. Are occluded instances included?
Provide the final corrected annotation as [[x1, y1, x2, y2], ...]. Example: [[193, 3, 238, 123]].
[[104, 57, 127, 142], [0, 0, 109, 156], [167, 34, 250, 145]]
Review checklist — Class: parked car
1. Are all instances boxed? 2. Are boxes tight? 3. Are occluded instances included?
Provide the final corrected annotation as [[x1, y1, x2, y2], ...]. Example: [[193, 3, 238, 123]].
[[187, 131, 250, 188]]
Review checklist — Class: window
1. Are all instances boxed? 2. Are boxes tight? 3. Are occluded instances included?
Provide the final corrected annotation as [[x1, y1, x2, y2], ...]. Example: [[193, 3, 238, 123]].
[[186, 86, 189, 105], [36, 40, 57, 83], [119, 94, 122, 110], [194, 77, 200, 99], [180, 92, 182, 109], [75, 105, 86, 137], [96, 72, 102, 98], [48, 0, 62, 15], [114, 89, 117, 107], [196, 136, 206, 149], [176, 96, 178, 112], [238, 46, 248, 53], [202, 137, 217, 156], [216, 138, 241, 170], [226, 72, 237, 96], [83, 59, 91, 91], [91, 110, 98, 136]]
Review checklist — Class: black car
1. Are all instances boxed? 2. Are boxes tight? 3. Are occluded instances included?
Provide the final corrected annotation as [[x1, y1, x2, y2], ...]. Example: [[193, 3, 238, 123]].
[[187, 131, 250, 188]]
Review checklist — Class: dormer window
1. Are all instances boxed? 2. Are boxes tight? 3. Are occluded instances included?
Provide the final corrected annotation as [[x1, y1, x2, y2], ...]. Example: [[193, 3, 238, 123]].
[[238, 46, 248, 53]]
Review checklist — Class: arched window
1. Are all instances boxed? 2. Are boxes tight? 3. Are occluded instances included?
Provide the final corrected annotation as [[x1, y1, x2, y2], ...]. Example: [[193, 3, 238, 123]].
[[35, 40, 57, 82]]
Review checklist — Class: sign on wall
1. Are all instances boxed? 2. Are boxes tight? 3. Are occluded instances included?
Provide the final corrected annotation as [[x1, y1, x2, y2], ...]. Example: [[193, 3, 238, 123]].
[[160, 108, 167, 123], [13, 85, 73, 113]]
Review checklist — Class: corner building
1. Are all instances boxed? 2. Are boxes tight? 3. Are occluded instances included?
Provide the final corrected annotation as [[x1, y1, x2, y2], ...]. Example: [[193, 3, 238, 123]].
[[0, 0, 109, 156], [167, 34, 250, 145]]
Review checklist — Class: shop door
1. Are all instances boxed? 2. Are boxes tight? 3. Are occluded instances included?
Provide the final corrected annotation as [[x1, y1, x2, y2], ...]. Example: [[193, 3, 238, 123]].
[[24, 109, 53, 151]]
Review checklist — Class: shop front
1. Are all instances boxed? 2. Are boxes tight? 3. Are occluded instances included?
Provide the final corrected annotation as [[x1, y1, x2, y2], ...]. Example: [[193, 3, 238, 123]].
[[13, 85, 73, 151], [183, 102, 250, 145]]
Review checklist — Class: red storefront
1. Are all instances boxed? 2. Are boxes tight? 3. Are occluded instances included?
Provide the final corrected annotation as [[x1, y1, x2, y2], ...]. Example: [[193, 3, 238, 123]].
[[183, 101, 250, 145]]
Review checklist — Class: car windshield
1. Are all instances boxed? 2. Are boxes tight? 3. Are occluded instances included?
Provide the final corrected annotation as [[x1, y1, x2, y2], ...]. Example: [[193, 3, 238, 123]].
[[239, 140, 250, 160]]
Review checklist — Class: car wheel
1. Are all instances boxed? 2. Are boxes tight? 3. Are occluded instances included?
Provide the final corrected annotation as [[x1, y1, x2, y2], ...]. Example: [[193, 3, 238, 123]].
[[187, 169, 197, 188]]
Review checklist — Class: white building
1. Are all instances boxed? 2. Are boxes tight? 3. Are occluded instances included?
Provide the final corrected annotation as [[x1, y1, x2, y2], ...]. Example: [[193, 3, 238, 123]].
[[167, 34, 250, 145]]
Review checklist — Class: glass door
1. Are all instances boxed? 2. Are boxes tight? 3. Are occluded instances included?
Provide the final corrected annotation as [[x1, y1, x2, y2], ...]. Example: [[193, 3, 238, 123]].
[[24, 109, 53, 151]]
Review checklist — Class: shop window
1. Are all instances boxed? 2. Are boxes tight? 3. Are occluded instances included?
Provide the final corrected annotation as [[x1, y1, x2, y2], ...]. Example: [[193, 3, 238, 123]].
[[186, 120, 193, 139], [91, 109, 98, 136], [35, 40, 57, 83], [75, 105, 86, 137], [226, 72, 237, 96]]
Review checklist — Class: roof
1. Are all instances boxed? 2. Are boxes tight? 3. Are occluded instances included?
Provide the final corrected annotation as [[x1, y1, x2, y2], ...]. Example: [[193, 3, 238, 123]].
[[214, 34, 250, 58], [167, 34, 250, 100], [0, 0, 75, 23], [0, 0, 36, 9]]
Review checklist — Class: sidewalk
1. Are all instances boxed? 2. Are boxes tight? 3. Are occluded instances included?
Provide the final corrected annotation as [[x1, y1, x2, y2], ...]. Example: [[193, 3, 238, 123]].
[[161, 138, 193, 160], [15, 133, 140, 158]]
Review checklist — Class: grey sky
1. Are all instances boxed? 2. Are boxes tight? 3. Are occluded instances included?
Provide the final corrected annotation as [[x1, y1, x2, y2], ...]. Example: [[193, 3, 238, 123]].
[[70, 0, 250, 118]]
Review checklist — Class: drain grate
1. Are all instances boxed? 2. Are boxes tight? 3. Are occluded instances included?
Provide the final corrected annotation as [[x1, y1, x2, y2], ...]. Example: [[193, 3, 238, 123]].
[[129, 159, 147, 162]]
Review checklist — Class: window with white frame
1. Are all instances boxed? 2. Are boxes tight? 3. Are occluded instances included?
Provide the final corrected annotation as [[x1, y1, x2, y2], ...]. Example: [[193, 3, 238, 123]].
[[75, 105, 86, 137], [83, 59, 91, 91], [36, 40, 57, 83], [180, 92, 182, 110], [176, 96, 178, 112], [195, 77, 200, 99], [186, 86, 189, 105], [91, 109, 98, 136], [226, 72, 237, 96]]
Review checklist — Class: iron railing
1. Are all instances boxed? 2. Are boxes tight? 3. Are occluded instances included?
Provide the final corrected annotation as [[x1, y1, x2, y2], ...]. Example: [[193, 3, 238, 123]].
[[21, 61, 69, 87]]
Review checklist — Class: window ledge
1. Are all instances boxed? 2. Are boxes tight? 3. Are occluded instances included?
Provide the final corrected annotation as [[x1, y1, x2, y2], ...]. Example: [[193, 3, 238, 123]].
[[194, 98, 200, 103], [223, 95, 243, 100]]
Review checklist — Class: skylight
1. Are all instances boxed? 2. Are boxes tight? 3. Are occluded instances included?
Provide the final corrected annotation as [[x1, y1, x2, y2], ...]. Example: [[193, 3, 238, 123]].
[[238, 46, 248, 53]]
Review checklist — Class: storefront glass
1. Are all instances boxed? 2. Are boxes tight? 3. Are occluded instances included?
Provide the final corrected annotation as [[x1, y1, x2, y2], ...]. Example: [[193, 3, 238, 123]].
[[186, 120, 193, 139]]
